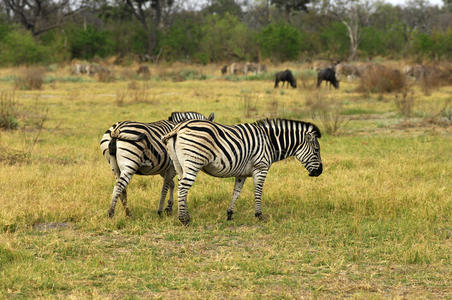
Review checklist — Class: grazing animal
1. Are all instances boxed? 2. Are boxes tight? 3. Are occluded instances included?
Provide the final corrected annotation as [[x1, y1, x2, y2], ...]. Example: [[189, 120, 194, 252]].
[[229, 63, 245, 75], [71, 63, 88, 75], [317, 68, 339, 89], [137, 65, 150, 76], [163, 118, 323, 225], [221, 65, 228, 75], [274, 69, 297, 88], [257, 64, 267, 73], [335, 63, 360, 81], [100, 111, 215, 218], [244, 63, 258, 76]]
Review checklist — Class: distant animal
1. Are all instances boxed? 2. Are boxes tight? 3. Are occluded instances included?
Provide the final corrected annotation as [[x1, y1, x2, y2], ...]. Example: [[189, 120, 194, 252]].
[[274, 69, 297, 88], [221, 65, 228, 75], [335, 63, 361, 81], [163, 118, 322, 225], [87, 64, 110, 76], [137, 65, 150, 76], [100, 111, 215, 218], [71, 63, 88, 75], [317, 68, 339, 89], [244, 63, 258, 76], [257, 64, 267, 73], [229, 63, 245, 75]]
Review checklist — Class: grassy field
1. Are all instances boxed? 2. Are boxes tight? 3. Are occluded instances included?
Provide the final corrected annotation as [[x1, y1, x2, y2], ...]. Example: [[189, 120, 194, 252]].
[[0, 64, 451, 298]]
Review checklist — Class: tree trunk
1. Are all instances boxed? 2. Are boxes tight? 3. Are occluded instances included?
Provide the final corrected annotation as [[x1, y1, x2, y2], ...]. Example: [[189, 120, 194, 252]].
[[149, 0, 161, 57], [342, 20, 358, 61]]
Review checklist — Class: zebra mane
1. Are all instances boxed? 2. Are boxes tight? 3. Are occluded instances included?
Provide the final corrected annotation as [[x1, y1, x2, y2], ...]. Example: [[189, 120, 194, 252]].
[[253, 118, 322, 138], [168, 111, 215, 123]]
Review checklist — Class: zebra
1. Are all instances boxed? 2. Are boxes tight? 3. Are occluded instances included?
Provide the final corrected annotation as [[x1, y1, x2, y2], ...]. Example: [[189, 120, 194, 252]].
[[100, 111, 215, 218], [163, 118, 323, 225]]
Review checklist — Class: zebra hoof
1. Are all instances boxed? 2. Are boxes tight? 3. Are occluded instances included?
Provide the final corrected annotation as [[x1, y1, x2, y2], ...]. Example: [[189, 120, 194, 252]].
[[157, 210, 162, 216], [125, 209, 131, 217], [178, 215, 190, 226], [227, 210, 233, 221], [108, 208, 115, 218], [255, 212, 265, 221], [164, 207, 173, 215]]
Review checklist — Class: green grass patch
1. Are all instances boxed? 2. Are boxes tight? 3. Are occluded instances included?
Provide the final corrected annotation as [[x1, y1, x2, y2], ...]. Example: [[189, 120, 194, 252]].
[[0, 73, 450, 298]]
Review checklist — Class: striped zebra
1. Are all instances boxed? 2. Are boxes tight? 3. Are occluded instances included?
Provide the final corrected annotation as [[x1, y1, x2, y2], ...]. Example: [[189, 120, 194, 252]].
[[163, 118, 323, 225], [100, 111, 214, 218]]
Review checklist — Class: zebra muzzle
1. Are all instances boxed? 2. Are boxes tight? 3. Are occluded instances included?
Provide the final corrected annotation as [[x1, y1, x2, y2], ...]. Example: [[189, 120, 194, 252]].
[[309, 164, 323, 177]]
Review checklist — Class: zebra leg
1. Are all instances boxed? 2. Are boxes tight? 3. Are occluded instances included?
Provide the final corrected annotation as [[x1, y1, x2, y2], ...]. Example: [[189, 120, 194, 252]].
[[157, 168, 176, 216], [252, 169, 269, 220], [227, 177, 247, 221], [165, 179, 175, 215], [119, 190, 131, 217], [177, 168, 201, 225], [108, 171, 133, 218]]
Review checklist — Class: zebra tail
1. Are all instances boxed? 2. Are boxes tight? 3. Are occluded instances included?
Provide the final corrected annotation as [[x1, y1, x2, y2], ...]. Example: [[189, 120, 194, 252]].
[[108, 138, 117, 156], [162, 130, 178, 145]]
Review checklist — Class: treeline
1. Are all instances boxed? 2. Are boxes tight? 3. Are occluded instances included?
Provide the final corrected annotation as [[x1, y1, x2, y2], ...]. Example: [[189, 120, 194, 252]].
[[0, 0, 451, 66]]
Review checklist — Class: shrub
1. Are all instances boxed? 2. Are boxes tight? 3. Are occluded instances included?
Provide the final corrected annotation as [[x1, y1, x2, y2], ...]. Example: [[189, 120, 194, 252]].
[[257, 23, 303, 61], [358, 65, 406, 94], [163, 69, 208, 82], [14, 67, 46, 90], [200, 13, 256, 62], [67, 25, 113, 60], [0, 28, 51, 65], [394, 88, 415, 118], [307, 92, 349, 136], [0, 91, 19, 130]]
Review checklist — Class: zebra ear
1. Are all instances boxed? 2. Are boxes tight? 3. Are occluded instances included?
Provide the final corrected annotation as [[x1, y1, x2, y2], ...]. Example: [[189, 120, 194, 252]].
[[208, 112, 215, 121]]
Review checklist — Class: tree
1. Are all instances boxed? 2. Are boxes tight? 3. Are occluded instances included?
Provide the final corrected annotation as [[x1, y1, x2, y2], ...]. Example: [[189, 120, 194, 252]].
[[200, 13, 256, 62], [125, 0, 174, 59], [204, 0, 242, 17], [271, 0, 310, 22], [3, 0, 86, 37], [257, 23, 303, 61], [318, 0, 374, 60]]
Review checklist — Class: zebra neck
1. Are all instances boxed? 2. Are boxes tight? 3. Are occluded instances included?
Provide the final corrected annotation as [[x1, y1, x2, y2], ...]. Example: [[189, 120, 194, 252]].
[[264, 124, 301, 162]]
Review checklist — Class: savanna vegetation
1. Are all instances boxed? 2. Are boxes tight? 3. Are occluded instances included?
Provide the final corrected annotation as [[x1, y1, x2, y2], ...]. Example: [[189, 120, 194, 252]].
[[0, 0, 451, 298], [0, 62, 451, 298], [0, 0, 451, 64]]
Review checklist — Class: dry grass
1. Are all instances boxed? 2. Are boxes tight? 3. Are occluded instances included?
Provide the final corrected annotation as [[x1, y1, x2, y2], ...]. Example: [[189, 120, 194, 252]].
[[359, 65, 406, 94], [306, 91, 349, 135], [0, 90, 19, 130], [14, 67, 46, 90], [0, 63, 451, 298], [394, 87, 415, 118]]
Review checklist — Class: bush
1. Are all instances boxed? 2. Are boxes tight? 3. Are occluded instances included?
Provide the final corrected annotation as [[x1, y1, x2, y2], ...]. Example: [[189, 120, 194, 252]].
[[200, 13, 256, 62], [14, 67, 46, 90], [0, 91, 19, 130], [0, 28, 51, 65], [307, 92, 349, 136], [67, 25, 113, 60], [358, 65, 406, 94], [257, 23, 303, 61], [394, 88, 415, 118], [161, 69, 208, 81]]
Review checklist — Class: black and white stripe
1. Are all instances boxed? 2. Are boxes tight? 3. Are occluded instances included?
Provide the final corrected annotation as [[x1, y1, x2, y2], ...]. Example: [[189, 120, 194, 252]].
[[100, 112, 214, 218], [163, 118, 323, 225]]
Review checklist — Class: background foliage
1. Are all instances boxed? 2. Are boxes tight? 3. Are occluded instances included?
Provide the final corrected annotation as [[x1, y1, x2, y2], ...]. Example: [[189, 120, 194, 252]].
[[0, 0, 451, 65]]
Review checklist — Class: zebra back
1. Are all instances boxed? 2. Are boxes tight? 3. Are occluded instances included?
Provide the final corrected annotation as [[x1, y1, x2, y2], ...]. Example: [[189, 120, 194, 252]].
[[168, 111, 214, 123]]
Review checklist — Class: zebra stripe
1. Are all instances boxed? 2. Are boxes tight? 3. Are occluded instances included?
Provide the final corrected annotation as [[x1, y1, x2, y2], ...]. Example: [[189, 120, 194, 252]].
[[100, 111, 214, 218], [163, 118, 322, 225], [169, 111, 214, 123]]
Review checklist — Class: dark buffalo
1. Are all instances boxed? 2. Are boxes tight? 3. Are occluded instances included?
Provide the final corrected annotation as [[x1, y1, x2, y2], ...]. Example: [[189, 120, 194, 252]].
[[274, 69, 297, 88], [317, 68, 339, 89]]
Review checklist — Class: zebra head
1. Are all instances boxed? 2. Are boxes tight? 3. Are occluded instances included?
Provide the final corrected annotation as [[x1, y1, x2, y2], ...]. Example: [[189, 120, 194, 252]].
[[294, 124, 323, 177]]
